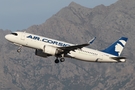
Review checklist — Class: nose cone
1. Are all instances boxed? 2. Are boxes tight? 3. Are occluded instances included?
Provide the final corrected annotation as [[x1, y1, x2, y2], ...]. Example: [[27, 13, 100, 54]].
[[5, 34, 12, 41], [5, 35, 9, 40]]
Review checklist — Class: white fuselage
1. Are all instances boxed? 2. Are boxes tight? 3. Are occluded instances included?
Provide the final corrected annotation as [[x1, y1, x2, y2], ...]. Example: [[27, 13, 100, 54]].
[[5, 32, 124, 63]]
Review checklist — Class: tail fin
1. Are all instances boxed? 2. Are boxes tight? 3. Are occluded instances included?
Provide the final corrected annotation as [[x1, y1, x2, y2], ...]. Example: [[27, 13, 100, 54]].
[[102, 37, 128, 56]]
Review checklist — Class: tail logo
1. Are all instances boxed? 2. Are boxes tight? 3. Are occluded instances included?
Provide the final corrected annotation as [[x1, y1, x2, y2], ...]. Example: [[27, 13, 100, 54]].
[[115, 40, 126, 56], [102, 37, 128, 56]]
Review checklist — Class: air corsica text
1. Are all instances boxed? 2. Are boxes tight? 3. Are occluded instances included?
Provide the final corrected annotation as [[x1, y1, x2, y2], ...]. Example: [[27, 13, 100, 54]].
[[27, 35, 70, 47]]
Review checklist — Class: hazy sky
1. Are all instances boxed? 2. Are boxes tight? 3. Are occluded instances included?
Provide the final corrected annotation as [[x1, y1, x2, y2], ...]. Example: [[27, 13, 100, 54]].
[[0, 0, 118, 31]]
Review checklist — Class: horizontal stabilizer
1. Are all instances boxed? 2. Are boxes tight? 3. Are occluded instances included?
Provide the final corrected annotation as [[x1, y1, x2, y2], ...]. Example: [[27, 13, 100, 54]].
[[111, 57, 126, 60]]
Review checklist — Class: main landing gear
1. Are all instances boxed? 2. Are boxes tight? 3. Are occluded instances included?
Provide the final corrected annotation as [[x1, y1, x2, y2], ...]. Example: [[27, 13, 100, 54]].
[[55, 54, 65, 63], [55, 57, 65, 63]]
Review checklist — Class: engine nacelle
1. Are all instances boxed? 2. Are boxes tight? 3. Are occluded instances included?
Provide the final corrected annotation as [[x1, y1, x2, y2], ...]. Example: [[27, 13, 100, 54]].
[[35, 49, 48, 58], [43, 45, 61, 56]]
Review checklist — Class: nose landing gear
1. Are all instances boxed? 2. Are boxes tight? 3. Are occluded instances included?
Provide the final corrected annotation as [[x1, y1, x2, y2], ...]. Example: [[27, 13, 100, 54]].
[[17, 49, 21, 53], [17, 45, 22, 53]]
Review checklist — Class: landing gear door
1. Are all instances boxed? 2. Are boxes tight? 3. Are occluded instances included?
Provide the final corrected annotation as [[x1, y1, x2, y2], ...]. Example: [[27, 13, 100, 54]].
[[21, 32, 25, 40]]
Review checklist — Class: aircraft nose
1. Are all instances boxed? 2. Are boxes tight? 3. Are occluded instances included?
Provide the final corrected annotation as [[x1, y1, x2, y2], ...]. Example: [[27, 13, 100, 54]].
[[5, 34, 11, 41], [5, 35, 8, 39]]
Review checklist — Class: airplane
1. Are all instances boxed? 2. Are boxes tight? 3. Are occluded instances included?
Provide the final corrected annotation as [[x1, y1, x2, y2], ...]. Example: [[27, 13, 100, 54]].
[[5, 31, 128, 63]]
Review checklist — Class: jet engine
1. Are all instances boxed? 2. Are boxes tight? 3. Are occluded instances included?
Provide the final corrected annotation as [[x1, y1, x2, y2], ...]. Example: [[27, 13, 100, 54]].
[[35, 49, 48, 58], [43, 45, 62, 56]]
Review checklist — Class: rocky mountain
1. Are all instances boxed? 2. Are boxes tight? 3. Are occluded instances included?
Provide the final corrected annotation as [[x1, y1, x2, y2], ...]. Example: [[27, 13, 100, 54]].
[[0, 0, 135, 90]]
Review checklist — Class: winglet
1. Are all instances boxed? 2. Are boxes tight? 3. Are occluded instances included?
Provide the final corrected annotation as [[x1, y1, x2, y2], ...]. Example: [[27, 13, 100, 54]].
[[89, 37, 96, 44]]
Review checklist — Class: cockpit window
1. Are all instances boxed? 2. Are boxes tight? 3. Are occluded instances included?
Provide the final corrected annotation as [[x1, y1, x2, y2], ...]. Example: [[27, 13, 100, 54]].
[[11, 33, 18, 36]]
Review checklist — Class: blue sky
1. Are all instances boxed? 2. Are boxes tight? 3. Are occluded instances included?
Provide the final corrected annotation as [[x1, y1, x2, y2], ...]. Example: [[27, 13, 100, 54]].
[[0, 0, 118, 31]]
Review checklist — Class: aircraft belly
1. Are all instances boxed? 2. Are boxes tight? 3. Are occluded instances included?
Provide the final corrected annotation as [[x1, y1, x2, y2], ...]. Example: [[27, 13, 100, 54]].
[[69, 51, 118, 62], [96, 56, 118, 63], [69, 51, 97, 62]]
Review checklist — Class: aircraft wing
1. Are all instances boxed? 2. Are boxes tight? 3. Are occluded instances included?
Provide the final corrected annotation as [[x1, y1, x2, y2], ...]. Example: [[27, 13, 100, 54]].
[[59, 43, 89, 50], [58, 43, 89, 55], [58, 37, 96, 54]]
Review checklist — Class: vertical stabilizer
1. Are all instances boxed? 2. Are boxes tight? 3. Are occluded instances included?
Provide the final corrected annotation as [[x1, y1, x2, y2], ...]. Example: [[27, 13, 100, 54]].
[[102, 37, 128, 56]]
